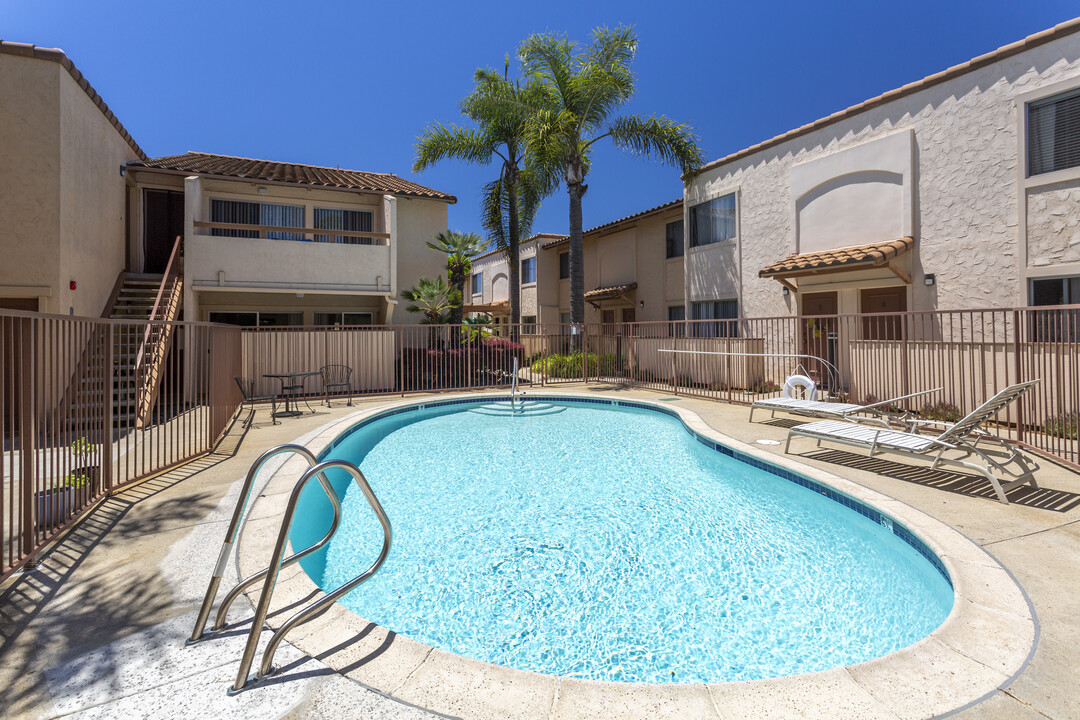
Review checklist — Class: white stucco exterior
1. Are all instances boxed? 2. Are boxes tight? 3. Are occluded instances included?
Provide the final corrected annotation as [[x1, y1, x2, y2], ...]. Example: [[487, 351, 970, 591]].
[[685, 29, 1080, 318]]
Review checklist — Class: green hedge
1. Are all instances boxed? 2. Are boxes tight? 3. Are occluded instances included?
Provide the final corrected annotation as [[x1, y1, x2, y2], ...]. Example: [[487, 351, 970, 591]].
[[530, 352, 618, 379]]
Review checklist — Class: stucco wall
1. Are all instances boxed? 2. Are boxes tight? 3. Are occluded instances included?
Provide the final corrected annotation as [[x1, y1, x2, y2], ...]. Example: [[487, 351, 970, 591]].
[[1027, 182, 1080, 267], [393, 197, 449, 325], [58, 65, 136, 316], [0, 55, 61, 310], [686, 33, 1080, 317]]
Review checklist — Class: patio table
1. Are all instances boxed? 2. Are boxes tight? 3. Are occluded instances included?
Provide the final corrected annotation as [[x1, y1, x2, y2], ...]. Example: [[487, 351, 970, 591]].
[[263, 371, 320, 418]]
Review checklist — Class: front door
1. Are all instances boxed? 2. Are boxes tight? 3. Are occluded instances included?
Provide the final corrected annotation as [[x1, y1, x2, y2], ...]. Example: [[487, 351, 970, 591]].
[[602, 309, 616, 335], [860, 287, 907, 340], [144, 189, 184, 274], [801, 291, 838, 389], [621, 308, 636, 335]]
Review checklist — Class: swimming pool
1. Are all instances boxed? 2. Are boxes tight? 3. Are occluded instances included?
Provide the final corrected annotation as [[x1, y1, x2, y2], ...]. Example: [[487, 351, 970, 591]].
[[291, 397, 953, 684]]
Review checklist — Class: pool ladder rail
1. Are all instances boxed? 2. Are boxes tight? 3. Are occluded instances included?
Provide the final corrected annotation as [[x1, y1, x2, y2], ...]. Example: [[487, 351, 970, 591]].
[[186, 444, 392, 695], [510, 357, 525, 412]]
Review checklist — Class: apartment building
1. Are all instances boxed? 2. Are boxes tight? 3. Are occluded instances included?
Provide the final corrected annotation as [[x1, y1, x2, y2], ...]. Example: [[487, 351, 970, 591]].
[[0, 42, 454, 328], [464, 234, 563, 328], [683, 19, 1080, 323]]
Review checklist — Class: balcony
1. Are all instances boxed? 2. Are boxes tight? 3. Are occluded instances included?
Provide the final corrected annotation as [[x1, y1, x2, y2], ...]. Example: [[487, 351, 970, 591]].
[[186, 221, 393, 295]]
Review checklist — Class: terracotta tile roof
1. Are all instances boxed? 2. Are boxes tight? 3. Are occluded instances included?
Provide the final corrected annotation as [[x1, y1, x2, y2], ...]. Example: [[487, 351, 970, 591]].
[[0, 40, 146, 160], [584, 282, 638, 300], [472, 234, 563, 261], [129, 152, 456, 202], [542, 199, 683, 249], [759, 237, 914, 278], [696, 17, 1080, 175]]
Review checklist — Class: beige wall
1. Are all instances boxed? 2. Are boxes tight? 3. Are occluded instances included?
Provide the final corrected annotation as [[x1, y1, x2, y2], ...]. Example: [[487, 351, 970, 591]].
[[686, 32, 1080, 317], [0, 53, 137, 317], [468, 240, 540, 318], [393, 196, 450, 325], [546, 206, 685, 324]]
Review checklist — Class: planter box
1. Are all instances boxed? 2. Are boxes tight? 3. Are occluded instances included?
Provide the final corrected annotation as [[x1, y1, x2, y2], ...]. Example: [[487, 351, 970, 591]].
[[34, 466, 98, 530]]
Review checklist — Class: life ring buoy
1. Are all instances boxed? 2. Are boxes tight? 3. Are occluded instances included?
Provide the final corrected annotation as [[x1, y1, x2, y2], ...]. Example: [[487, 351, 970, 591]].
[[782, 374, 817, 400]]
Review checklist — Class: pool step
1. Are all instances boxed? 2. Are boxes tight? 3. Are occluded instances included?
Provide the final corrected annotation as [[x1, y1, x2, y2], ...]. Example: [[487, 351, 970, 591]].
[[468, 402, 566, 417]]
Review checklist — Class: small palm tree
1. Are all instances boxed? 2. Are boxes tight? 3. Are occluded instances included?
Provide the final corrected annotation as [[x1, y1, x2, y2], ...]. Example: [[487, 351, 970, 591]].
[[426, 230, 487, 326], [520, 26, 704, 325], [402, 276, 462, 347]]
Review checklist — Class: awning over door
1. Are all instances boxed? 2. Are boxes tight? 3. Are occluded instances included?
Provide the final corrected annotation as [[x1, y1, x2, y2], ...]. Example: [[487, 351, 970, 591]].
[[759, 237, 913, 291], [584, 282, 637, 308], [463, 300, 510, 315]]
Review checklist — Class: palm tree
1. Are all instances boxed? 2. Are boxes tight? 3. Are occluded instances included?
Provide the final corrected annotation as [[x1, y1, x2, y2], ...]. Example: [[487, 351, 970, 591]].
[[414, 60, 556, 332], [520, 26, 704, 325], [401, 276, 461, 325], [426, 230, 487, 326]]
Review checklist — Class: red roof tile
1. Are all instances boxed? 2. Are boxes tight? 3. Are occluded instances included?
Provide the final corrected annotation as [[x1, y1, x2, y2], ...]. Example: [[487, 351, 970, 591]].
[[759, 237, 914, 278]]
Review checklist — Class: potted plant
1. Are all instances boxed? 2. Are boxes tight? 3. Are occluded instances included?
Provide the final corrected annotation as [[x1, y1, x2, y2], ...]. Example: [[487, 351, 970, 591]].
[[35, 436, 98, 529]]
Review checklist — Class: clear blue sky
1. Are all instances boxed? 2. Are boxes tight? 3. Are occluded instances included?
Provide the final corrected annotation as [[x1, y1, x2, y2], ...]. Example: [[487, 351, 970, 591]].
[[4, 1, 1076, 241]]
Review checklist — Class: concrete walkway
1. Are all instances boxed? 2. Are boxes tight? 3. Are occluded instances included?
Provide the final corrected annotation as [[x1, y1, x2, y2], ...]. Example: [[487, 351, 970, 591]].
[[1, 386, 1077, 719]]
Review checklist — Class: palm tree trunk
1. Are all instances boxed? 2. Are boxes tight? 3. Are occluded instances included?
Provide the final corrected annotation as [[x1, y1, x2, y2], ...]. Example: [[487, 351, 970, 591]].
[[507, 173, 521, 341], [568, 180, 586, 329], [450, 268, 465, 327]]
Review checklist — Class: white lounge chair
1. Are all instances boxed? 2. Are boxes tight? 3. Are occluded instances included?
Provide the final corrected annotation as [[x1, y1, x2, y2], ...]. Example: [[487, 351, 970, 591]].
[[784, 380, 1041, 504], [749, 388, 941, 425]]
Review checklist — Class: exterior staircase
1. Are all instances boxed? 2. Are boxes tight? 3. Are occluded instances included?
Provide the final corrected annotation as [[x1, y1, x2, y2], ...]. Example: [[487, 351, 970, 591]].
[[61, 238, 184, 432]]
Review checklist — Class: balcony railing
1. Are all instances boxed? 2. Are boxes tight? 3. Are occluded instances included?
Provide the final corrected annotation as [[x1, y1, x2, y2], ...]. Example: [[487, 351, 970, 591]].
[[192, 221, 391, 246]]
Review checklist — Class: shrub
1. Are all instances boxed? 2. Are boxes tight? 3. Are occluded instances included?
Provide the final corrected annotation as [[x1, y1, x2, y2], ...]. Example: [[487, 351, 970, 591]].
[[401, 337, 524, 389], [921, 401, 963, 423], [530, 352, 617, 379], [1045, 411, 1080, 440]]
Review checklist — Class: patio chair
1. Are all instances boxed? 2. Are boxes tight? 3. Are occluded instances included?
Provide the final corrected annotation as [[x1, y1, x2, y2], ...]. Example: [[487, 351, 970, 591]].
[[784, 380, 1041, 504], [749, 387, 942, 426], [321, 364, 354, 407], [234, 376, 279, 427]]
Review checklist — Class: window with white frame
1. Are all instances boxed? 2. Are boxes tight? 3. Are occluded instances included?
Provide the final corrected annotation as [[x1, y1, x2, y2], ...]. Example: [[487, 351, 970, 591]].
[[559, 251, 569, 279], [1030, 276, 1080, 341], [521, 257, 536, 284], [210, 199, 305, 240], [313, 208, 375, 244], [1028, 87, 1080, 177], [471, 272, 483, 296], [688, 193, 736, 248], [668, 305, 686, 337], [521, 315, 537, 334]]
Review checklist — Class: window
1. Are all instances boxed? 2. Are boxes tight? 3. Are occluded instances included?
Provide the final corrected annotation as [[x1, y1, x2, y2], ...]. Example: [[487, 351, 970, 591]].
[[668, 305, 686, 337], [1030, 276, 1080, 340], [210, 199, 305, 240], [521, 315, 537, 334], [1029, 87, 1080, 176], [688, 193, 736, 248], [314, 208, 375, 244], [208, 311, 302, 327], [666, 219, 684, 258], [471, 272, 483, 296], [521, 257, 536, 284], [559, 251, 570, 279], [691, 300, 739, 337], [314, 311, 374, 327]]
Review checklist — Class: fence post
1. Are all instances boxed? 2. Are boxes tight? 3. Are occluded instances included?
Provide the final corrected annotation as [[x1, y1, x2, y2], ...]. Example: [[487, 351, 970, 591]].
[[103, 323, 114, 492], [18, 317, 36, 562], [1013, 309, 1025, 445], [399, 329, 405, 397], [581, 326, 588, 383]]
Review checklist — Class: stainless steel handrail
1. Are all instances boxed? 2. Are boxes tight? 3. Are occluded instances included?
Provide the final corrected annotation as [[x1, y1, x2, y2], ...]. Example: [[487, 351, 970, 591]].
[[230, 459, 392, 694], [510, 356, 520, 411], [187, 444, 337, 644]]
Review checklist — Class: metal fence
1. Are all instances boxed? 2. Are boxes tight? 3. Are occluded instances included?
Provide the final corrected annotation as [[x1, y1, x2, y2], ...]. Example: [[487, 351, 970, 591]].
[[242, 305, 1080, 469], [1, 309, 242, 581]]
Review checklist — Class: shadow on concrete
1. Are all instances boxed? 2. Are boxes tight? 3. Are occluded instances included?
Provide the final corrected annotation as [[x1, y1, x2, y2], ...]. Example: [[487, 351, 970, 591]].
[[803, 448, 1080, 511], [0, 439, 242, 716]]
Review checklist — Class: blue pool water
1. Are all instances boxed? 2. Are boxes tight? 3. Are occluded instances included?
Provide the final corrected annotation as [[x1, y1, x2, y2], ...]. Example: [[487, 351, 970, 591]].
[[292, 398, 953, 683]]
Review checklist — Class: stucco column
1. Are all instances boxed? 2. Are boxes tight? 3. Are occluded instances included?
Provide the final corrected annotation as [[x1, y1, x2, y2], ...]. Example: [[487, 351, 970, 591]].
[[383, 194, 397, 298], [183, 176, 202, 324]]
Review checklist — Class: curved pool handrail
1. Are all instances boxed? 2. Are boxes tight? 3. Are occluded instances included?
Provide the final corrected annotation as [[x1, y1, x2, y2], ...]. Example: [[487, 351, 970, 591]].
[[230, 459, 392, 695], [187, 444, 338, 644]]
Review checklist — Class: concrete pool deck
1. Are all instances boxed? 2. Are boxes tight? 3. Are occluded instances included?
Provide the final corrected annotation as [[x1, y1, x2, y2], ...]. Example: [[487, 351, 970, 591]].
[[2, 385, 1078, 719]]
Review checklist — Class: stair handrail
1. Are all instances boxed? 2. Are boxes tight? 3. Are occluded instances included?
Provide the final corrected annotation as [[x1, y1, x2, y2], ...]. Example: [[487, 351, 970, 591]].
[[188, 444, 338, 644], [231, 459, 392, 694], [135, 235, 183, 371]]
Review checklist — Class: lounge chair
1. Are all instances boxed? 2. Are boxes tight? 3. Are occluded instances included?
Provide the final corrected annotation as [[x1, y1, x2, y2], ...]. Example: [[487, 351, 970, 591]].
[[784, 380, 1041, 504], [749, 388, 941, 425]]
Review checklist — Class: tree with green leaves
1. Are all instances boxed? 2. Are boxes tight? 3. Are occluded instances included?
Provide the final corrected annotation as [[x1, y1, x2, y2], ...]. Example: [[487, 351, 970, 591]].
[[426, 230, 487, 326], [414, 61, 556, 332], [520, 26, 704, 325], [401, 275, 461, 325]]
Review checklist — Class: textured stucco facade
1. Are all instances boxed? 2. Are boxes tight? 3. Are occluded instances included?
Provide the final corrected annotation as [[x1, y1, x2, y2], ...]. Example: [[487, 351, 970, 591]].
[[467, 240, 540, 320], [685, 30, 1080, 318], [0, 51, 139, 316]]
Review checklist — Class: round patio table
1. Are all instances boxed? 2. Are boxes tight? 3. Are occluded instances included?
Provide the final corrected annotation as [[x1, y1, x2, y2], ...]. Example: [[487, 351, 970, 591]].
[[263, 372, 321, 418]]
